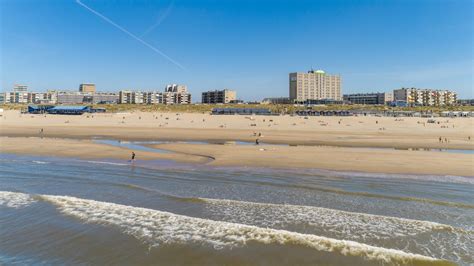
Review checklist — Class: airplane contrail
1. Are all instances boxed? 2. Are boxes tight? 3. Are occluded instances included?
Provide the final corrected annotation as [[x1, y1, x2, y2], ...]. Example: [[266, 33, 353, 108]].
[[76, 0, 185, 70], [140, 0, 174, 38]]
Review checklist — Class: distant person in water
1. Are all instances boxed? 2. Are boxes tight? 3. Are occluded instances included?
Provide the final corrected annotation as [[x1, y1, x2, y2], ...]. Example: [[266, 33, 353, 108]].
[[131, 152, 136, 162]]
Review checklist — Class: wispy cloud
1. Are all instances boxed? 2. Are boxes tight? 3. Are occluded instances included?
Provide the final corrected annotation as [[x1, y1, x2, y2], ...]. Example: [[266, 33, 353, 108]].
[[75, 0, 185, 70], [140, 0, 174, 38]]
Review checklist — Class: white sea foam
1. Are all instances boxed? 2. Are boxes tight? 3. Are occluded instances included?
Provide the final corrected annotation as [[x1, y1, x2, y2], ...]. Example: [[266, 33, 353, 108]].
[[198, 197, 474, 263], [0, 191, 36, 208], [200, 198, 455, 240], [32, 160, 49, 164], [41, 194, 444, 264]]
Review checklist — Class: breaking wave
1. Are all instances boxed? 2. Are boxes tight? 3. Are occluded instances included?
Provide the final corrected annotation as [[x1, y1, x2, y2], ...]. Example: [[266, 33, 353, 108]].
[[106, 185, 474, 263], [39, 194, 451, 265], [200, 197, 466, 238], [0, 191, 36, 208], [32, 160, 50, 165]]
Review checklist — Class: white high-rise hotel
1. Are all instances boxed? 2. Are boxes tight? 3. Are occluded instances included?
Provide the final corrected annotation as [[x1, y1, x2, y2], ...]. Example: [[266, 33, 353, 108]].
[[289, 69, 342, 102]]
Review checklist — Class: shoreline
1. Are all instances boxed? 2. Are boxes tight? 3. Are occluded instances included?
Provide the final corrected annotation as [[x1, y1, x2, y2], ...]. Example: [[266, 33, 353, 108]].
[[1, 136, 473, 176], [0, 137, 209, 164], [2, 125, 473, 150]]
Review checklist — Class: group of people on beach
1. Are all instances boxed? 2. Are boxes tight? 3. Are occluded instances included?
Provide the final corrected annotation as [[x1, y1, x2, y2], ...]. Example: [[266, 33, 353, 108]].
[[437, 136, 471, 143], [439, 137, 449, 143], [253, 132, 263, 145]]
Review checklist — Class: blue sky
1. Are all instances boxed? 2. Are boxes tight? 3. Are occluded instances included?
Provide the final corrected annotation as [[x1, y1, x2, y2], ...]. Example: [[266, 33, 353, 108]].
[[1, 0, 473, 100]]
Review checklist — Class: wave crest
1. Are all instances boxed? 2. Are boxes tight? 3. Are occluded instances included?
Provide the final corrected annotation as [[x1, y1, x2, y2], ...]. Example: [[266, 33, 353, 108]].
[[40, 194, 450, 265], [0, 191, 36, 208]]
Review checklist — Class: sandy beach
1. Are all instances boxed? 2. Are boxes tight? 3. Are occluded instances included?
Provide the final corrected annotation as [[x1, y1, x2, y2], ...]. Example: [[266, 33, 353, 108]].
[[1, 110, 473, 176], [0, 137, 209, 164]]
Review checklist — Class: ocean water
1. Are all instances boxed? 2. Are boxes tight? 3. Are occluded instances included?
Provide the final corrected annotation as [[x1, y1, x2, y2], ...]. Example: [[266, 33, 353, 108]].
[[0, 153, 473, 265]]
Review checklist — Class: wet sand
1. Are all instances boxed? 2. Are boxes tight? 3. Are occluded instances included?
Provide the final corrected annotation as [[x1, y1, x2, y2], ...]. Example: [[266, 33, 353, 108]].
[[0, 137, 208, 164], [151, 142, 474, 176], [1, 136, 472, 176]]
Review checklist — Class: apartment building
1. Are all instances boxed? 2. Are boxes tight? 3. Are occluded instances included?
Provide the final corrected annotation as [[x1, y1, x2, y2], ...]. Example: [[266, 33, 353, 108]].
[[3, 91, 28, 104], [201, 89, 237, 104], [165, 84, 188, 94], [1, 84, 29, 103], [56, 91, 119, 104], [393, 88, 457, 106], [119, 85, 191, 105], [119, 91, 144, 104], [289, 69, 342, 103], [79, 83, 96, 93], [343, 92, 393, 105], [28, 91, 58, 104]]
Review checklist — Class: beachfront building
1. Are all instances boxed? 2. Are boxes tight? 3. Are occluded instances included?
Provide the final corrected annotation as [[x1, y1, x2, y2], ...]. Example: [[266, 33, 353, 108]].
[[79, 83, 96, 93], [48, 105, 91, 115], [119, 85, 191, 105], [28, 91, 58, 104], [89, 92, 119, 104], [393, 88, 457, 106], [201, 89, 237, 104], [2, 84, 29, 103], [165, 84, 188, 94], [457, 99, 474, 106], [3, 89, 56, 104], [160, 91, 191, 104], [304, 99, 344, 105], [261, 97, 291, 104], [289, 69, 342, 103], [343, 92, 393, 105], [212, 108, 272, 115], [57, 92, 86, 104], [119, 90, 144, 104], [163, 84, 191, 104], [57, 91, 119, 104], [3, 91, 28, 104]]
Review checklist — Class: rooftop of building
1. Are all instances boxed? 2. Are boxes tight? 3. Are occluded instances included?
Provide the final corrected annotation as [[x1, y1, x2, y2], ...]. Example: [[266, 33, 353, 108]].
[[50, 105, 89, 110]]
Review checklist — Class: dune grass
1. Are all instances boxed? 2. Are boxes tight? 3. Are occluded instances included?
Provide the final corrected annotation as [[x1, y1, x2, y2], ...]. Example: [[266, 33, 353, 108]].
[[2, 103, 473, 114]]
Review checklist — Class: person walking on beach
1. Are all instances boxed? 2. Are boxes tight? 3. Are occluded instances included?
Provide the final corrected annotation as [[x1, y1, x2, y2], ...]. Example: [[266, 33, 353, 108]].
[[131, 152, 136, 162], [439, 137, 442, 143], [255, 138, 260, 145]]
